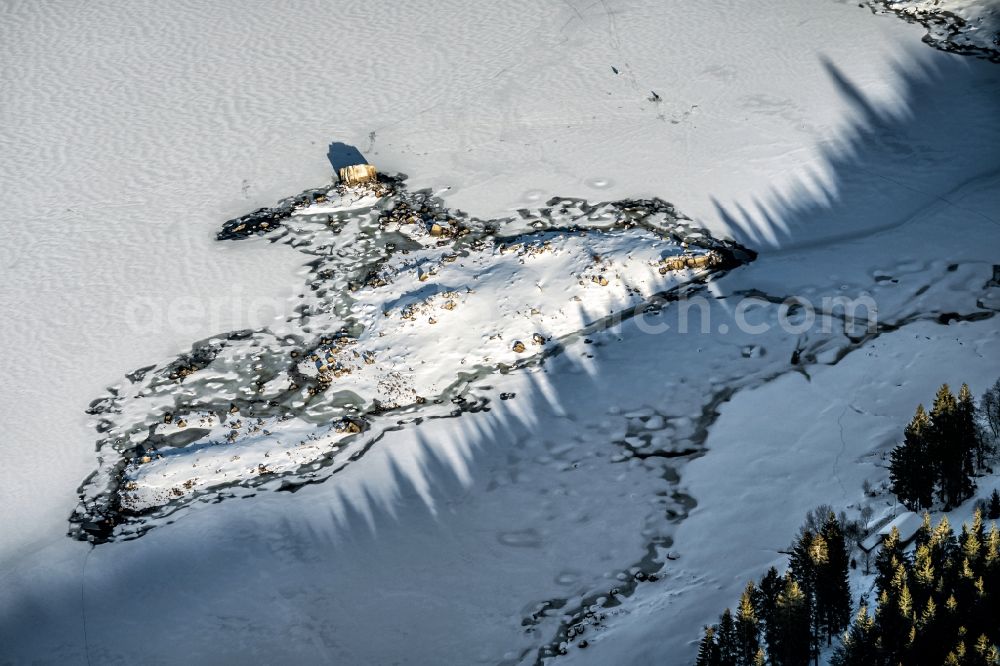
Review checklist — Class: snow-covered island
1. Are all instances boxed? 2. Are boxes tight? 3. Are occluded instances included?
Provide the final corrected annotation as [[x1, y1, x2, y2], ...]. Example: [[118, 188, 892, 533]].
[[74, 174, 750, 533]]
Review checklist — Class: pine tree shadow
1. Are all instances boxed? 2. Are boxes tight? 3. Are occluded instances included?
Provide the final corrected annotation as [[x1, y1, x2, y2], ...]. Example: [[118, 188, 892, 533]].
[[713, 51, 1000, 253]]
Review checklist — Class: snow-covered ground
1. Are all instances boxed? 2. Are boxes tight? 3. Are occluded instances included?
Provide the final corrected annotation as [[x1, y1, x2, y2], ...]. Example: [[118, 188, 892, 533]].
[[1, 1, 998, 664]]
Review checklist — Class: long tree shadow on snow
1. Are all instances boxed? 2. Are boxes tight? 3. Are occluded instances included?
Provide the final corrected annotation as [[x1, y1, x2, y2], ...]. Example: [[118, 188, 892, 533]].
[[713, 52, 1000, 253]]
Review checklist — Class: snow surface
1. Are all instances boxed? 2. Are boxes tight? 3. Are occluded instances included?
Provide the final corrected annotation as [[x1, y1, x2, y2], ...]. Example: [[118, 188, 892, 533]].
[[1, 0, 999, 664]]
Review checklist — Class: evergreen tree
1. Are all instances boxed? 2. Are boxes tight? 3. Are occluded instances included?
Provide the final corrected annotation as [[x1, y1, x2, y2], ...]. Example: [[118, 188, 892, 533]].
[[914, 511, 933, 549], [817, 513, 853, 643], [696, 505, 1000, 666], [988, 489, 1000, 521], [930, 384, 975, 507], [874, 527, 905, 594], [929, 385, 957, 505], [874, 586, 906, 665], [983, 523, 1000, 635], [891, 381, 995, 512], [972, 634, 1000, 666], [898, 582, 914, 619], [877, 527, 914, 661], [972, 509, 986, 549], [735, 582, 761, 666], [962, 510, 984, 571], [959, 384, 986, 470], [911, 596, 940, 660], [942, 594, 962, 656], [831, 605, 882, 666], [930, 515, 959, 575], [756, 566, 782, 639], [890, 405, 934, 510], [696, 625, 721, 666], [770, 575, 812, 666], [788, 529, 819, 662], [717, 609, 738, 666], [987, 523, 1000, 572]]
